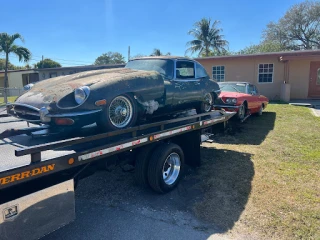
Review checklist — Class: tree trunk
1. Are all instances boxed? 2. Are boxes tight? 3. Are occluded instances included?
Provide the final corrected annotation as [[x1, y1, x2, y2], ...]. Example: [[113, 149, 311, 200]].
[[4, 52, 9, 104], [205, 46, 209, 57]]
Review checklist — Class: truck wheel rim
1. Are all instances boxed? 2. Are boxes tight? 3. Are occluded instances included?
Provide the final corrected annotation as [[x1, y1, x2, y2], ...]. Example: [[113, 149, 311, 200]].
[[204, 93, 213, 112], [109, 96, 133, 128], [162, 152, 181, 185]]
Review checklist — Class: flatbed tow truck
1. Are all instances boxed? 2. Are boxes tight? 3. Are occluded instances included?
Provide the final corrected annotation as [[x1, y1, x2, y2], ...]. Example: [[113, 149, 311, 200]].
[[0, 109, 235, 240]]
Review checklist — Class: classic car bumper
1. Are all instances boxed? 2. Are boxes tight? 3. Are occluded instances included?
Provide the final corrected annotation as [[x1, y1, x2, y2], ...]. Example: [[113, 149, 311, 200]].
[[213, 104, 240, 112], [6, 103, 102, 125]]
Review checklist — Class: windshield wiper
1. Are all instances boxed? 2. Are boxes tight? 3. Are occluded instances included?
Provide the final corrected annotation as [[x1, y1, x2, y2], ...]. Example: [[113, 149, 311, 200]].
[[230, 86, 240, 92], [220, 85, 240, 93]]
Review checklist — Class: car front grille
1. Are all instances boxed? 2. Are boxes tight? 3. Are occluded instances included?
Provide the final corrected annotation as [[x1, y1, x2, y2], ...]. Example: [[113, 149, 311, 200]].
[[12, 105, 41, 121]]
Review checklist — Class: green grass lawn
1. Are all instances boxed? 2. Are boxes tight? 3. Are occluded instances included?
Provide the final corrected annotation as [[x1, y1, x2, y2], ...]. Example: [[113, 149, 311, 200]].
[[0, 96, 17, 106], [196, 104, 320, 239]]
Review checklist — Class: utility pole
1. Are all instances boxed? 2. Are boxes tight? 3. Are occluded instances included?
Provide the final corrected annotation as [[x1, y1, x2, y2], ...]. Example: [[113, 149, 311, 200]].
[[128, 46, 130, 62], [42, 55, 44, 68], [4, 52, 9, 104]]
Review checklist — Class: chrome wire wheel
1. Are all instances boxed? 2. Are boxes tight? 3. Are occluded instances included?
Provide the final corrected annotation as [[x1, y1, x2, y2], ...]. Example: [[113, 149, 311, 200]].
[[162, 152, 181, 185], [108, 96, 133, 128], [203, 93, 213, 112]]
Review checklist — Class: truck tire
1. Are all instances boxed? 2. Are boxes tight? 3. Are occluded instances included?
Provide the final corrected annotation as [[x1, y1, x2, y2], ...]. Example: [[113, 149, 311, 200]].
[[147, 143, 184, 193], [134, 143, 160, 188]]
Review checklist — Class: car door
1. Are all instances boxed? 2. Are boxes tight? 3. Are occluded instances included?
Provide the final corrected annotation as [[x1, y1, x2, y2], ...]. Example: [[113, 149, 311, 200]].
[[247, 84, 260, 112], [195, 62, 211, 98], [171, 60, 203, 108], [254, 85, 266, 106]]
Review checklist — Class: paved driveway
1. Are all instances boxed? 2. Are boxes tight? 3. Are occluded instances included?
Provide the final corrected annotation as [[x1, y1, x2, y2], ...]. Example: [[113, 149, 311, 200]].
[[289, 99, 320, 117], [43, 169, 230, 240]]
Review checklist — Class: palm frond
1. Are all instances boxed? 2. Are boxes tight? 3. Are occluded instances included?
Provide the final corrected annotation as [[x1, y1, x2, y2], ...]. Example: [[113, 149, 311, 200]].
[[186, 39, 202, 47], [0, 33, 10, 52], [151, 48, 162, 56], [185, 43, 203, 55], [10, 45, 31, 62], [186, 18, 228, 56], [187, 29, 201, 39], [9, 33, 24, 45]]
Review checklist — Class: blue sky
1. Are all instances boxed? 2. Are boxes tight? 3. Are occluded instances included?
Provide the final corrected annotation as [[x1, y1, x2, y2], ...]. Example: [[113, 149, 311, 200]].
[[0, 0, 304, 67]]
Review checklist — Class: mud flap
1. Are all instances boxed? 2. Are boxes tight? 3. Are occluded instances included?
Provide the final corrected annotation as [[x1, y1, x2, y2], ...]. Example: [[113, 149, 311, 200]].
[[0, 179, 75, 240], [173, 130, 201, 167]]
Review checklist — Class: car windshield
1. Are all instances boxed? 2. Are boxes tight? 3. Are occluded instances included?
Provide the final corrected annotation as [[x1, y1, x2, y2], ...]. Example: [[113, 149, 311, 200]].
[[125, 59, 174, 80], [218, 83, 247, 93]]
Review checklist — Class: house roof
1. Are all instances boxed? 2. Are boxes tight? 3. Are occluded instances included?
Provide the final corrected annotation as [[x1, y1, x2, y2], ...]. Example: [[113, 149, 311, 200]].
[[195, 50, 320, 61], [0, 64, 125, 73], [0, 69, 36, 74]]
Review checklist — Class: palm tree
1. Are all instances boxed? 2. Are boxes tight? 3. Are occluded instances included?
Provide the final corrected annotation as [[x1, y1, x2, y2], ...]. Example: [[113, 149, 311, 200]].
[[150, 48, 171, 56], [186, 18, 229, 57], [0, 33, 31, 103]]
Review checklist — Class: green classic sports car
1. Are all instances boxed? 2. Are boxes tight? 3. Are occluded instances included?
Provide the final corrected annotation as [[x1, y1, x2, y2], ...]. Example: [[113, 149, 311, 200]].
[[7, 57, 221, 130]]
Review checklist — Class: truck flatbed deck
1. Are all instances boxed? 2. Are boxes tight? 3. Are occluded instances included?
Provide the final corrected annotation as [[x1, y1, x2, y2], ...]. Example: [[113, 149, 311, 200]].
[[0, 109, 235, 240]]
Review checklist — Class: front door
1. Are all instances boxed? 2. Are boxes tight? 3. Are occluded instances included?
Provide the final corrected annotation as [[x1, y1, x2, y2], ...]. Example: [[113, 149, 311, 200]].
[[308, 62, 320, 98], [247, 84, 259, 111], [172, 60, 203, 107]]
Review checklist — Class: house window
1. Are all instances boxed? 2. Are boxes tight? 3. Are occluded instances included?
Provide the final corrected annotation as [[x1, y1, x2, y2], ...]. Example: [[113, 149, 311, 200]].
[[317, 68, 320, 85], [212, 66, 225, 82], [258, 64, 273, 83], [50, 73, 57, 78]]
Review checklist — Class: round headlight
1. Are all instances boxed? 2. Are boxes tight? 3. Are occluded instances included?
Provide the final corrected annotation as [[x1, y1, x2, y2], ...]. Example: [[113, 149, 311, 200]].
[[74, 86, 90, 105], [23, 83, 34, 91], [226, 98, 237, 104]]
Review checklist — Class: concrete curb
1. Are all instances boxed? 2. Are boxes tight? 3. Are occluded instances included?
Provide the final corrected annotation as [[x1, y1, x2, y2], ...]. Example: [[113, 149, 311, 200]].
[[311, 108, 320, 117]]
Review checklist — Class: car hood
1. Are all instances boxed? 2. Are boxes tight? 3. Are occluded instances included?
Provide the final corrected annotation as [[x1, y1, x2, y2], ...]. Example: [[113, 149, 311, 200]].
[[219, 91, 248, 98], [14, 68, 160, 112]]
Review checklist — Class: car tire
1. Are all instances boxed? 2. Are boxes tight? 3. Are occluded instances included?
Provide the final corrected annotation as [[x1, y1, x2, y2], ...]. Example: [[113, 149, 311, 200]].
[[198, 92, 214, 113], [147, 143, 184, 193], [237, 104, 246, 120], [97, 94, 138, 131], [134, 143, 160, 188]]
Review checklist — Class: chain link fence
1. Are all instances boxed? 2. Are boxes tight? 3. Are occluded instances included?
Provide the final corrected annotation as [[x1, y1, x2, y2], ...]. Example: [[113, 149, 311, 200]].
[[0, 88, 24, 97], [0, 88, 24, 104]]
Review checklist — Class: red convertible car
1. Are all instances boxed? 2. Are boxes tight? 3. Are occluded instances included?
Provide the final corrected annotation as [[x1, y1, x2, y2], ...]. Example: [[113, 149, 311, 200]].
[[214, 82, 269, 120]]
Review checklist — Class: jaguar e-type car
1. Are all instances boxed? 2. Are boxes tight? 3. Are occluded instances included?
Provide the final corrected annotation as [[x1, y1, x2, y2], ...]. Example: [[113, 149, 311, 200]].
[[213, 82, 269, 120], [7, 57, 221, 130]]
